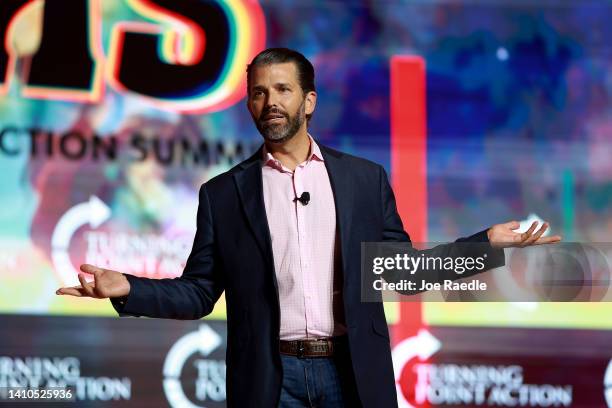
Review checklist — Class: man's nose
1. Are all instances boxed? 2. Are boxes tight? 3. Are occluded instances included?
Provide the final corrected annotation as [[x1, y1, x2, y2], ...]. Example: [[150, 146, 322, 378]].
[[264, 91, 280, 108]]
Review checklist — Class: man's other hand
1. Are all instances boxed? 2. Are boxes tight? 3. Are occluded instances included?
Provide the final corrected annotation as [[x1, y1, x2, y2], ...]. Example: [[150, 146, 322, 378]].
[[55, 264, 130, 299], [487, 220, 562, 249]]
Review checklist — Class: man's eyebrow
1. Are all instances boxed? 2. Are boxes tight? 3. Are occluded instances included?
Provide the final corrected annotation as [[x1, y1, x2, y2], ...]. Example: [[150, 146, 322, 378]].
[[251, 83, 293, 92]]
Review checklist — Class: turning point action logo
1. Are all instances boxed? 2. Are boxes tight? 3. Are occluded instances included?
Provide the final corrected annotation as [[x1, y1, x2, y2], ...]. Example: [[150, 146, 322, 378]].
[[163, 324, 226, 408], [393, 330, 576, 407], [51, 195, 192, 286]]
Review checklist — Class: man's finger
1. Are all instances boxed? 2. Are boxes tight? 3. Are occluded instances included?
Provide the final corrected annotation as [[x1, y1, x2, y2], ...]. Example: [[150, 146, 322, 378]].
[[80, 264, 102, 276], [533, 235, 563, 245], [78, 274, 96, 297], [524, 223, 548, 245], [520, 221, 538, 244], [56, 287, 84, 297]]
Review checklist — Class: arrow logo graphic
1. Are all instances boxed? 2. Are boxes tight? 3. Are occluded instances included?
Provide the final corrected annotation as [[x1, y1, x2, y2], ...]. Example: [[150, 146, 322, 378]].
[[51, 196, 111, 286], [393, 329, 442, 408], [163, 324, 223, 408]]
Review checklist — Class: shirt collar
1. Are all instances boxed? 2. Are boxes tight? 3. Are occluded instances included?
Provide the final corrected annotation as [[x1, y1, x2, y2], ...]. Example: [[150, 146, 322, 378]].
[[262, 134, 324, 171]]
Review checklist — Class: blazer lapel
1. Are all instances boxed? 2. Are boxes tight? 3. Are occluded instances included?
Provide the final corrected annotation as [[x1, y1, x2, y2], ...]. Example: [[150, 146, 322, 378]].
[[320, 145, 353, 284], [233, 149, 275, 269]]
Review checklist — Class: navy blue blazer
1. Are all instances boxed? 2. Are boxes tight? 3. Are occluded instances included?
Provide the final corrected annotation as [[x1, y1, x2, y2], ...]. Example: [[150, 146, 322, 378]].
[[112, 143, 502, 407]]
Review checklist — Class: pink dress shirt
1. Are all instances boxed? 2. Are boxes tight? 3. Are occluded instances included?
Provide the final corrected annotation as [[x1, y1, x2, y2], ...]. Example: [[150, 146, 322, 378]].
[[262, 136, 346, 341]]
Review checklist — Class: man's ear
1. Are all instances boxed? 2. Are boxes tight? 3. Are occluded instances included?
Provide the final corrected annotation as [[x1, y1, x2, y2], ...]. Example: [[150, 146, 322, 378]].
[[305, 91, 317, 116]]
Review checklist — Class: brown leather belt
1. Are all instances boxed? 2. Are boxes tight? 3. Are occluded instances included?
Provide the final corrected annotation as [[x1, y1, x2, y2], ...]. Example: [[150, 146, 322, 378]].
[[279, 336, 348, 358]]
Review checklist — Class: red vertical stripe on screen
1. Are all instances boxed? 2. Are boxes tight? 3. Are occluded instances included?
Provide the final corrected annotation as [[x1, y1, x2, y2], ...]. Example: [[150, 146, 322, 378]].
[[390, 56, 427, 343]]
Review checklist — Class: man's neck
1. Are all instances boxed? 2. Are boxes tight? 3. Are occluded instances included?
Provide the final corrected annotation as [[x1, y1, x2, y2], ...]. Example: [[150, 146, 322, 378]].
[[265, 129, 311, 171]]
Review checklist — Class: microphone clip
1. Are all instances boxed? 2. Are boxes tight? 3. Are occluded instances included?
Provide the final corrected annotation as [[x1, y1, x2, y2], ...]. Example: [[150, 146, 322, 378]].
[[293, 192, 310, 206]]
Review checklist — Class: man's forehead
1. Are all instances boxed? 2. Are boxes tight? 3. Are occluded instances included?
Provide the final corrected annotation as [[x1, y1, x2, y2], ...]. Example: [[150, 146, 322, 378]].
[[249, 62, 299, 85]]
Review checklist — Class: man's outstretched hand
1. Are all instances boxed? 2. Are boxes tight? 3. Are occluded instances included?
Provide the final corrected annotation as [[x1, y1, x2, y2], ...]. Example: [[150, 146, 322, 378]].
[[55, 264, 130, 299], [488, 220, 562, 249]]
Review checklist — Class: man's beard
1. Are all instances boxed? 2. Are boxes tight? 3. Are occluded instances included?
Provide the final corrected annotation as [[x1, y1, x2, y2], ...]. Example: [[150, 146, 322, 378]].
[[255, 100, 305, 144]]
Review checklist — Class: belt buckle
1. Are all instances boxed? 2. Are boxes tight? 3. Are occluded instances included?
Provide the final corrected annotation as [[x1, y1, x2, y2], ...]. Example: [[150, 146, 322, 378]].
[[297, 340, 305, 359]]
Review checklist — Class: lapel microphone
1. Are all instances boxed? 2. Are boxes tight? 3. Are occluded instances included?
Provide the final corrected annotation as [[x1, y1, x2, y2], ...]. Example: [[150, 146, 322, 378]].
[[293, 192, 310, 206]]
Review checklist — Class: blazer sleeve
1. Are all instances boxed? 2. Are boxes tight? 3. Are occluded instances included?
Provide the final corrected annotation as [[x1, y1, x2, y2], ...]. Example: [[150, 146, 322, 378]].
[[110, 183, 224, 319], [378, 166, 505, 289], [380, 166, 411, 243]]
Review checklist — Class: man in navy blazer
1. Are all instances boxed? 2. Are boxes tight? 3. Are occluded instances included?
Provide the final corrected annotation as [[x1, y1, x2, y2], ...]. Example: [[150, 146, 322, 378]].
[[57, 48, 560, 407]]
